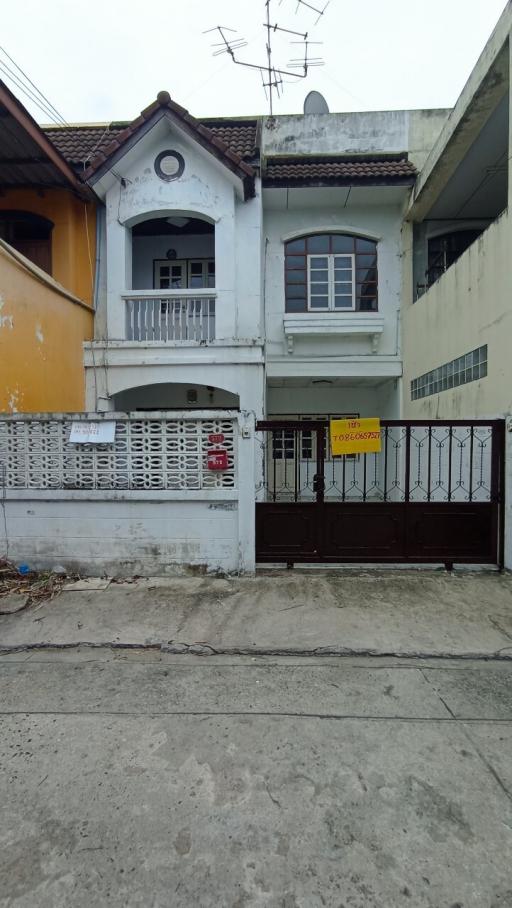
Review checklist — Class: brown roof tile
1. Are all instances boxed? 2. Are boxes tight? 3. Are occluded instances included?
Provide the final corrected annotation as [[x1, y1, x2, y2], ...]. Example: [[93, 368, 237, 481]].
[[264, 155, 417, 185], [76, 93, 256, 197], [44, 118, 258, 171]]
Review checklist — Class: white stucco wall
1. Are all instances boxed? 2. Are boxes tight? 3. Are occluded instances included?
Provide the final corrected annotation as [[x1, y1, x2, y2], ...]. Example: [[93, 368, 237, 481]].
[[85, 353, 265, 417], [263, 204, 404, 361], [4, 495, 239, 576], [87, 117, 266, 416], [266, 380, 399, 419], [101, 118, 262, 344], [403, 208, 512, 419], [2, 410, 257, 575]]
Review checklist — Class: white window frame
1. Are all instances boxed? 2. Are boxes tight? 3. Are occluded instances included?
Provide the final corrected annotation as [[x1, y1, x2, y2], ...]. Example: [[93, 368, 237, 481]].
[[153, 258, 215, 290], [154, 259, 186, 290], [188, 259, 215, 289], [307, 253, 356, 312]]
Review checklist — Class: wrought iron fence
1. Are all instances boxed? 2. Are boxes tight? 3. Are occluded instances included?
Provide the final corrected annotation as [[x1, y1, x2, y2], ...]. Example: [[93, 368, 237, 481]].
[[256, 421, 497, 503]]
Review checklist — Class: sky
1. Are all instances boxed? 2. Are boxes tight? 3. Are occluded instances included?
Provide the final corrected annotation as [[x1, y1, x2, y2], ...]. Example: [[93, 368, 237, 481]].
[[1, 0, 508, 125]]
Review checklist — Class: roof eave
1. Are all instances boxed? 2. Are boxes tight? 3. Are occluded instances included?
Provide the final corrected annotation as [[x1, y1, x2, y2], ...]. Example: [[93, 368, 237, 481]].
[[84, 97, 256, 200], [262, 177, 416, 189], [0, 80, 92, 199]]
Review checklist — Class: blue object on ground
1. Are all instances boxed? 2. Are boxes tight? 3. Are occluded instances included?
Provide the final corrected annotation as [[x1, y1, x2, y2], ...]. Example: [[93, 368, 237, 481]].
[[18, 564, 30, 575]]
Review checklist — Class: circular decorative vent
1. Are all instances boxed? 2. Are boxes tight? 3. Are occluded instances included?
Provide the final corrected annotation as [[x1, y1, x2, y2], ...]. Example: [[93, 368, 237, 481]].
[[154, 150, 185, 182]]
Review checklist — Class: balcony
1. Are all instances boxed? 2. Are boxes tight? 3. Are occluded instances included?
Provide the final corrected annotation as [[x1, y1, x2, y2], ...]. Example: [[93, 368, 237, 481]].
[[283, 311, 385, 353], [124, 290, 216, 343]]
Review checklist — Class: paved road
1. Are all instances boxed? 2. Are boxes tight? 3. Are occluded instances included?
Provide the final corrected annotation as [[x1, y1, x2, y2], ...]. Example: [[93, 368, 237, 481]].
[[1, 649, 512, 907]]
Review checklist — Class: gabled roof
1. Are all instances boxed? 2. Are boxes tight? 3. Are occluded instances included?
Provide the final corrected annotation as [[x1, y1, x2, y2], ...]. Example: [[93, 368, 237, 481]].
[[44, 119, 259, 172], [0, 79, 89, 197], [81, 91, 257, 199], [263, 154, 417, 187]]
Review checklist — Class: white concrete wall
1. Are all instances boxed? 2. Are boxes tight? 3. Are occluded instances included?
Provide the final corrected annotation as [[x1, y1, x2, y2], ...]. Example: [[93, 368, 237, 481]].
[[266, 380, 399, 419], [264, 205, 404, 361], [4, 494, 239, 576], [2, 410, 257, 575], [403, 208, 512, 418], [85, 356, 265, 417], [504, 418, 512, 571], [262, 109, 450, 169]]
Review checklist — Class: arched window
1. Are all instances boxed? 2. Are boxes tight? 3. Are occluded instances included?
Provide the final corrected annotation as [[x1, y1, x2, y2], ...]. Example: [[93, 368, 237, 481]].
[[284, 233, 378, 313], [0, 211, 53, 275]]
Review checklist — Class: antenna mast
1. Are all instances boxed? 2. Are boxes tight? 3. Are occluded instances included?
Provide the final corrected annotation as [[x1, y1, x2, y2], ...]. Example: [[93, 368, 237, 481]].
[[206, 0, 328, 120]]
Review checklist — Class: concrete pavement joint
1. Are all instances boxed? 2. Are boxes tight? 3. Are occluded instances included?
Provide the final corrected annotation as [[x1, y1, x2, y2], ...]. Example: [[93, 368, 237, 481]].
[[1, 708, 512, 722], [2, 640, 512, 661]]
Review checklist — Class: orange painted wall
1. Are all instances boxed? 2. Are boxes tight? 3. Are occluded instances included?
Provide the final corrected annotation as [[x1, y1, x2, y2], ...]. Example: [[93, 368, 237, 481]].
[[0, 189, 96, 305], [0, 242, 93, 412]]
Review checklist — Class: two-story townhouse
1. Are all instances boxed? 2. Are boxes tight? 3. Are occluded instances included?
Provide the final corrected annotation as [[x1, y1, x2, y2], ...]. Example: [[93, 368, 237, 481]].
[[45, 92, 447, 427], [260, 109, 448, 427], [54, 92, 266, 418]]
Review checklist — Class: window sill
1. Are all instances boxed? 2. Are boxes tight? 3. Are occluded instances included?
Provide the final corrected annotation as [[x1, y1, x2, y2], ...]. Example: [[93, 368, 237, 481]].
[[283, 312, 384, 353]]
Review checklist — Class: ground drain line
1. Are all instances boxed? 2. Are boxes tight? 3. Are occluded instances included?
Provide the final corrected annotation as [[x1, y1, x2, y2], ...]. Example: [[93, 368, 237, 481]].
[[1, 641, 512, 661]]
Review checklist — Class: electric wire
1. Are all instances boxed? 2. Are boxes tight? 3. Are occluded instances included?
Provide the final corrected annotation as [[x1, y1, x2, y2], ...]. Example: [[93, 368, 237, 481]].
[[0, 61, 64, 126], [0, 44, 68, 125]]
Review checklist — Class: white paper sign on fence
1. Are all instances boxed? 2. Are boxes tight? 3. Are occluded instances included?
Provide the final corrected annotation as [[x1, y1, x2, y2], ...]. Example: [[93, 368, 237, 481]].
[[69, 421, 116, 444]]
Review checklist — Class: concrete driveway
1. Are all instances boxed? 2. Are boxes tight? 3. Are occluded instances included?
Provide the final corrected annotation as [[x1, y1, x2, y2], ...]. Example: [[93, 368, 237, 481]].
[[1, 569, 512, 657]]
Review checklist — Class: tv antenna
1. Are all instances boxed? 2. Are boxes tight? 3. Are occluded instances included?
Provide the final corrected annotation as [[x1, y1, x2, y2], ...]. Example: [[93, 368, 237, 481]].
[[205, 0, 328, 120]]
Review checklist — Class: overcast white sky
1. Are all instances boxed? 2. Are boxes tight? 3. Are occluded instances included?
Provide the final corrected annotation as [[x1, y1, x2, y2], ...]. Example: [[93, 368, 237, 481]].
[[1, 0, 508, 124]]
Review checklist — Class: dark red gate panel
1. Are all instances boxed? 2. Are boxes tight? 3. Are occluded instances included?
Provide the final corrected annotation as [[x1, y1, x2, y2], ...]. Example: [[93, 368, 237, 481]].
[[256, 420, 505, 567]]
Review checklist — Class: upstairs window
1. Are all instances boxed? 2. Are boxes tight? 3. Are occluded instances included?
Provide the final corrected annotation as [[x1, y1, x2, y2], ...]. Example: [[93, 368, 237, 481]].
[[285, 234, 378, 313], [154, 259, 215, 290], [0, 210, 53, 275]]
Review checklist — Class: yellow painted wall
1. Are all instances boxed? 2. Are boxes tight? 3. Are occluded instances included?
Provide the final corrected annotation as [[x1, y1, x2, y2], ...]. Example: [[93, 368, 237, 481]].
[[0, 189, 96, 305], [0, 241, 93, 412]]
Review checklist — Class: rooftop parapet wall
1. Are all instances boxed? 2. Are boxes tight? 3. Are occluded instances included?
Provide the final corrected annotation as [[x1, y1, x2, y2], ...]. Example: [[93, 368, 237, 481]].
[[262, 109, 450, 170]]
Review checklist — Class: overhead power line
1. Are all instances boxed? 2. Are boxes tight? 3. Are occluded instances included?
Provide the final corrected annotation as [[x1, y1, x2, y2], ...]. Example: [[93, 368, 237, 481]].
[[0, 45, 68, 126]]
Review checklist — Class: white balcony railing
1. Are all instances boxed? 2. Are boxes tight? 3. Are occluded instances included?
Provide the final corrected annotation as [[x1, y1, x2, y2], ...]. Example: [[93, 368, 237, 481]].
[[124, 291, 216, 342]]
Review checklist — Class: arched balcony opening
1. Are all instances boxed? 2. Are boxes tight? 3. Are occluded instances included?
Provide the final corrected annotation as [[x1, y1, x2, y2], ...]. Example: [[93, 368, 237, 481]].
[[0, 210, 53, 275], [126, 215, 216, 343], [112, 382, 239, 411], [131, 215, 215, 292]]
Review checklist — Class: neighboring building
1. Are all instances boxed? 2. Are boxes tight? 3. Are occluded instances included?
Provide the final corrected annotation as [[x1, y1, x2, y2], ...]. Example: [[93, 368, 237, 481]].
[[402, 3, 512, 419], [0, 81, 96, 412]]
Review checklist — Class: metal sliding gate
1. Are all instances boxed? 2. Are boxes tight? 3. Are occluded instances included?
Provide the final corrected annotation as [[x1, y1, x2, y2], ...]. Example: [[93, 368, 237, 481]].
[[256, 420, 505, 567]]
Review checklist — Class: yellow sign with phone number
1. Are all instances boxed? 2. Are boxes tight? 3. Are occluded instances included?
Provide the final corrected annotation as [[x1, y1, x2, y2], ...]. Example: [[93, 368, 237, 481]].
[[330, 418, 382, 456]]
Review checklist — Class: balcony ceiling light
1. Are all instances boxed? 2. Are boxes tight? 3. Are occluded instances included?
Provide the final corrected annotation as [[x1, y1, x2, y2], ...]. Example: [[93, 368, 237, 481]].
[[166, 216, 190, 227]]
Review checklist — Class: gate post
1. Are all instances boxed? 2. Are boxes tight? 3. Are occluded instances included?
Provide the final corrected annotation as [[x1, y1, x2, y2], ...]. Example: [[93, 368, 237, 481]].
[[504, 417, 512, 570], [237, 410, 256, 574]]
